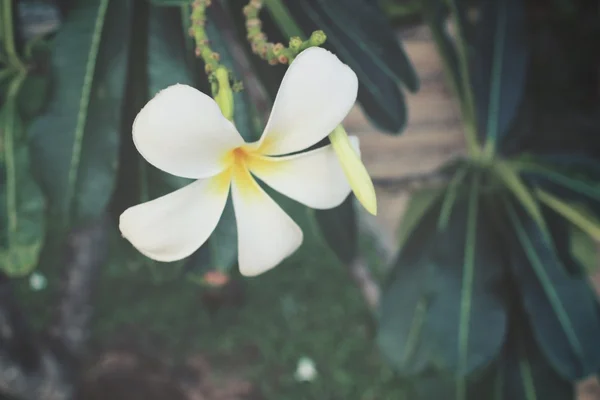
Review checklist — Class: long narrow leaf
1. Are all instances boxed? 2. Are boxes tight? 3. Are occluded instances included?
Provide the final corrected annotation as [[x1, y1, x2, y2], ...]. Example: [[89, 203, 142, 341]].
[[29, 0, 132, 226], [378, 186, 507, 378], [472, 0, 528, 150], [536, 189, 600, 241], [505, 200, 600, 379], [0, 80, 45, 276]]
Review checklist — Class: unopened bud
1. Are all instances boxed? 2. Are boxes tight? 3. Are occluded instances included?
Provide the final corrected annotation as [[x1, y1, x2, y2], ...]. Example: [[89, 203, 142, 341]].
[[310, 30, 327, 46], [272, 43, 285, 55], [289, 37, 302, 51]]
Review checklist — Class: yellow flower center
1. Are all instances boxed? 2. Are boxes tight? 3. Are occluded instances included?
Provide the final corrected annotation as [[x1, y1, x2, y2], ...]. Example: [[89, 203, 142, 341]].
[[211, 145, 273, 200]]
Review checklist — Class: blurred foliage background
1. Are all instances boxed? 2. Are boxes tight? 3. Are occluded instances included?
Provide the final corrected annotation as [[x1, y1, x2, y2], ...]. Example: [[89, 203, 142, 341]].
[[1, 0, 600, 399]]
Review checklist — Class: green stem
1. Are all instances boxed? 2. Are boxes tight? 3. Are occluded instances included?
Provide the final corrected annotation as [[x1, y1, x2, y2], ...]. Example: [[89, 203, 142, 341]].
[[4, 72, 27, 235], [263, 0, 304, 38], [446, 0, 480, 158], [1, 0, 26, 71], [189, 0, 235, 120]]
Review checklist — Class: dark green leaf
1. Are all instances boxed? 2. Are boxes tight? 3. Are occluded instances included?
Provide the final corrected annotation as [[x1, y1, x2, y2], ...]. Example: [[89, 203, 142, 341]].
[[472, 0, 528, 147], [315, 0, 418, 92], [505, 200, 600, 379], [16, 72, 50, 119], [285, 0, 411, 133], [378, 178, 507, 378], [0, 96, 45, 276], [421, 0, 461, 101], [29, 0, 132, 227], [498, 307, 574, 400], [150, 0, 188, 5], [313, 196, 356, 264], [569, 223, 598, 274], [517, 157, 600, 212], [397, 187, 445, 251], [407, 366, 499, 400]]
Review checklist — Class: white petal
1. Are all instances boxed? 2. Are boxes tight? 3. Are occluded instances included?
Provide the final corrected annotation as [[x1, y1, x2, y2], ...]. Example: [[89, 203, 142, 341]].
[[133, 84, 244, 179], [248, 139, 359, 209], [231, 167, 303, 276], [256, 47, 358, 155], [119, 174, 230, 262]]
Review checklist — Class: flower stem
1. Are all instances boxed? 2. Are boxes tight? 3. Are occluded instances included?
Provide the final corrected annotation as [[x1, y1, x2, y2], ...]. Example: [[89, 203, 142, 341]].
[[1, 0, 27, 72], [189, 0, 236, 120]]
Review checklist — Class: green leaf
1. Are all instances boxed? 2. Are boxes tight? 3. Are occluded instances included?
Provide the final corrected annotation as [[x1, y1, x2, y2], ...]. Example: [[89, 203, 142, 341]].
[[472, 0, 528, 149], [498, 308, 574, 400], [505, 200, 600, 380], [29, 0, 133, 227], [494, 161, 549, 237], [0, 85, 46, 276], [437, 165, 469, 231], [517, 159, 600, 206], [315, 0, 419, 92], [286, 0, 412, 133], [16, 72, 50, 119], [397, 187, 445, 251], [421, 0, 461, 101], [378, 178, 507, 380], [150, 0, 188, 5], [313, 196, 357, 264], [535, 189, 600, 241], [407, 366, 499, 400], [569, 223, 598, 274]]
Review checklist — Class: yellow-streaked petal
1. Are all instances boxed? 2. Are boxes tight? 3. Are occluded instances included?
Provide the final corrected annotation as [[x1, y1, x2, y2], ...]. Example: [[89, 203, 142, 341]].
[[256, 47, 358, 155], [329, 128, 377, 215], [247, 144, 352, 209], [119, 172, 231, 262], [133, 84, 243, 179], [231, 165, 303, 276]]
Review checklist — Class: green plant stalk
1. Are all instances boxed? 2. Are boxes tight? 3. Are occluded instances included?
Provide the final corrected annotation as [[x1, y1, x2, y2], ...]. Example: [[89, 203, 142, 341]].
[[263, 0, 304, 38], [536, 189, 600, 240], [457, 172, 479, 400], [189, 1, 235, 120], [263, 0, 378, 215], [1, 0, 26, 71], [379, 0, 422, 19], [446, 0, 480, 159], [4, 72, 27, 236]]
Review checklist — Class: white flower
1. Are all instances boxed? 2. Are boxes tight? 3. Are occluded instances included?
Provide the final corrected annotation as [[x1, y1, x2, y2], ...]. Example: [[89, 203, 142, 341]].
[[29, 272, 47, 291], [119, 47, 361, 277], [294, 356, 317, 382]]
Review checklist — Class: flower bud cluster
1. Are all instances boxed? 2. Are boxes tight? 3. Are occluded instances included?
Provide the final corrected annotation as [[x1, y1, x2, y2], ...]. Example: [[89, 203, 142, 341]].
[[243, 0, 326, 65]]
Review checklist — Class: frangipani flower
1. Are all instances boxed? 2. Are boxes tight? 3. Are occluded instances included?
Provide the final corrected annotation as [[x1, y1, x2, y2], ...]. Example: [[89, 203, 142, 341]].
[[119, 47, 363, 277]]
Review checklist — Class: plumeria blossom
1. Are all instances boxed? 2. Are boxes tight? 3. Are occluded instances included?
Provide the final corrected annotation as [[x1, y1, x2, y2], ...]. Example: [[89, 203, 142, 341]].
[[119, 47, 362, 277]]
